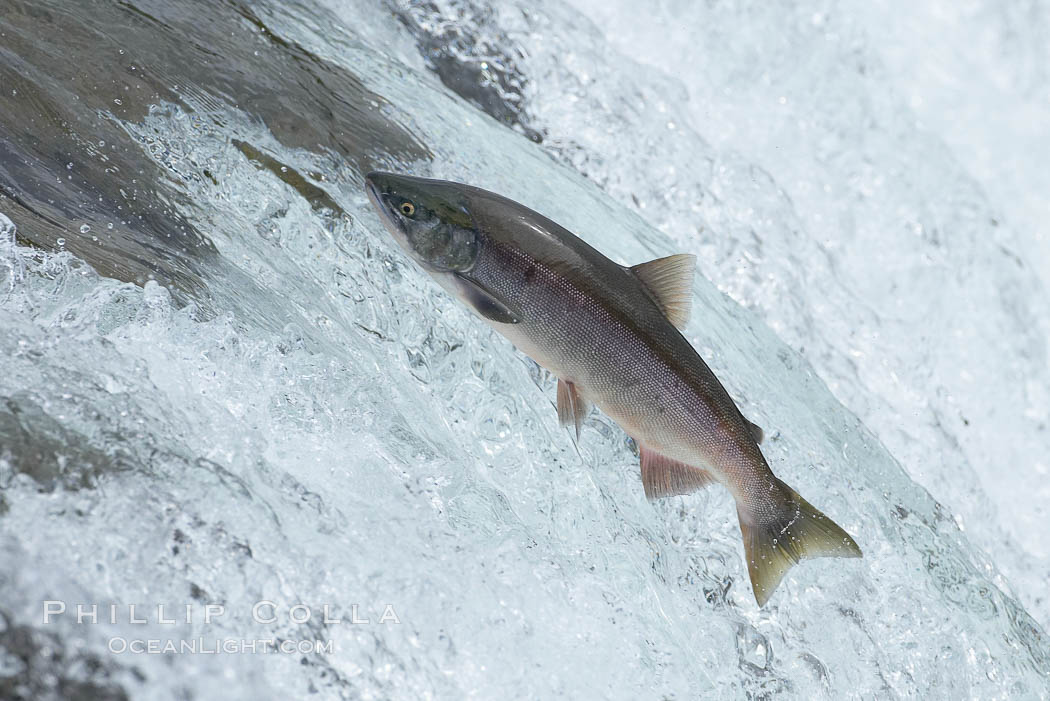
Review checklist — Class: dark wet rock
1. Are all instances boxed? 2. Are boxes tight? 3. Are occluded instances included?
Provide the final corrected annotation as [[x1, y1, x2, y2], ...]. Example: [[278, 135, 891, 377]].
[[0, 395, 123, 492], [0, 0, 431, 306], [388, 1, 544, 142], [233, 139, 346, 217], [0, 2, 220, 306], [0, 608, 132, 701]]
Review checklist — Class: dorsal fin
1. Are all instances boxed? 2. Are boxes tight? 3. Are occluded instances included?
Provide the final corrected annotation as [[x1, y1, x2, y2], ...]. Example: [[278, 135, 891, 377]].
[[640, 445, 717, 499], [629, 254, 696, 329]]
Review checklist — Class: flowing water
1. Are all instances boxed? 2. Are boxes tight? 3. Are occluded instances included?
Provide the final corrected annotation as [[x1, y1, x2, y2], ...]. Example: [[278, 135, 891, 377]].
[[1, 0, 1049, 698]]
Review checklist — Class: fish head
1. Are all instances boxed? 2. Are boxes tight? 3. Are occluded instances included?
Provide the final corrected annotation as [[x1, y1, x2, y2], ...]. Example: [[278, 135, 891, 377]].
[[365, 171, 523, 325], [365, 171, 479, 274]]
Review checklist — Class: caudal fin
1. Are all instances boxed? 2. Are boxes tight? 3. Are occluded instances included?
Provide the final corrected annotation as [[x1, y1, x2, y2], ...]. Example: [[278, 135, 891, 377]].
[[738, 479, 862, 607]]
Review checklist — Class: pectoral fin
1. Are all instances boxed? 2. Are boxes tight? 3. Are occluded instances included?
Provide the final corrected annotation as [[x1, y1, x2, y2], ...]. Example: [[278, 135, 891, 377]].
[[557, 379, 592, 440], [640, 445, 717, 499], [453, 274, 520, 324], [630, 254, 696, 329]]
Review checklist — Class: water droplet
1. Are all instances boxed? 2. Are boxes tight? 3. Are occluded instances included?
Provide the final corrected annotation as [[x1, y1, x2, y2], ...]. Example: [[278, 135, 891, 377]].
[[79, 224, 91, 233], [57, 237, 66, 246], [107, 222, 114, 230], [113, 98, 122, 106]]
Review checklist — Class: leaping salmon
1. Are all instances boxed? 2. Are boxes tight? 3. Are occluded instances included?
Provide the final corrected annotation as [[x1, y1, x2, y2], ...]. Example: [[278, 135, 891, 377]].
[[365, 172, 862, 606]]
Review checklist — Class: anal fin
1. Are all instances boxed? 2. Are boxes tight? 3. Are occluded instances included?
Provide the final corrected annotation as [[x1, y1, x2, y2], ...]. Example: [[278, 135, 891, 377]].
[[640, 445, 717, 499], [557, 379, 592, 440]]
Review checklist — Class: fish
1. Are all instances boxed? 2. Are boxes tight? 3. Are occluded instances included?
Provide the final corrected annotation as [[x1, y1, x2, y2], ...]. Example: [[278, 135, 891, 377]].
[[364, 171, 862, 607]]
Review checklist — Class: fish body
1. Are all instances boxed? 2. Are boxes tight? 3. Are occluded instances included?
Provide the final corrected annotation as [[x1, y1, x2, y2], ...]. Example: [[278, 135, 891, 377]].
[[365, 172, 861, 606]]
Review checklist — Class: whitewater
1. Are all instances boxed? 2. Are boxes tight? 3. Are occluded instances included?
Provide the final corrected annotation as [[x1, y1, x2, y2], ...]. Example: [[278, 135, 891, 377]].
[[1, 0, 1048, 698]]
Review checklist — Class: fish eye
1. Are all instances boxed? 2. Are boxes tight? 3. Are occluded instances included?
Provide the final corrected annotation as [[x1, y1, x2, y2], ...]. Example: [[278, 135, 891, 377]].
[[399, 202, 415, 217]]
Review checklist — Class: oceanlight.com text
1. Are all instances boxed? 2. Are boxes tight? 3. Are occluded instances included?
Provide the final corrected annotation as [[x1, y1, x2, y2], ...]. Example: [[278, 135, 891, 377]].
[[108, 637, 336, 655]]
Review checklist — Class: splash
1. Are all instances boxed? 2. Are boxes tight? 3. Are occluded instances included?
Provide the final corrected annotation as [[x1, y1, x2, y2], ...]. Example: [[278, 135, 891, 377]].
[[1, 0, 1048, 698]]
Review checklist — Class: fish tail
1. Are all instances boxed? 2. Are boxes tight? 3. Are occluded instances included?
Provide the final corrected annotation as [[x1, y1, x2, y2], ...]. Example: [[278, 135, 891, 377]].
[[738, 478, 862, 607]]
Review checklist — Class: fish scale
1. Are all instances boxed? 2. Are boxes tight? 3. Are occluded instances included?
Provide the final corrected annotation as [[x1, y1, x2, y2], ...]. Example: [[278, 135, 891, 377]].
[[470, 227, 762, 504]]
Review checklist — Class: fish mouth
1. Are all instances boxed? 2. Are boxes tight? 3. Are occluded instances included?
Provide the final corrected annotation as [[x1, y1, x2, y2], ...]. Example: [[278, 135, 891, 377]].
[[364, 172, 399, 234], [364, 171, 413, 254], [364, 172, 384, 212]]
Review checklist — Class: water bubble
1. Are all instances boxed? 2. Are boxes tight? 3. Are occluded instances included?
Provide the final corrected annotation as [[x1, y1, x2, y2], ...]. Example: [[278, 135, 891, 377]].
[[56, 237, 66, 246], [80, 224, 91, 233]]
